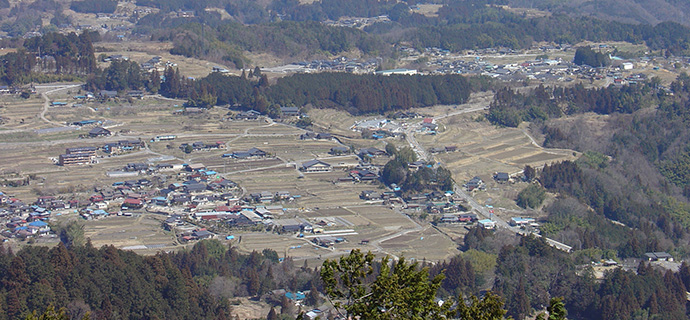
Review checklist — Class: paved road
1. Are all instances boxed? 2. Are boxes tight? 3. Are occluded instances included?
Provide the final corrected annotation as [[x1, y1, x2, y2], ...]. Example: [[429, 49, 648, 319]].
[[402, 101, 573, 252]]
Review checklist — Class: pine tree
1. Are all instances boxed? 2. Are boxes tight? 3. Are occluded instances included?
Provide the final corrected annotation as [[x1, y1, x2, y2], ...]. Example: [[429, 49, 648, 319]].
[[455, 291, 508, 320], [510, 278, 531, 320], [280, 295, 293, 315], [266, 307, 278, 320]]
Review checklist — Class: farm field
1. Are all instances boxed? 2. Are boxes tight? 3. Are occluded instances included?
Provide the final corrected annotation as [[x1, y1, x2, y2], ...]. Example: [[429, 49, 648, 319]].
[[234, 204, 461, 263], [2, 79, 567, 262], [95, 41, 238, 78], [81, 214, 178, 253], [417, 114, 578, 182]]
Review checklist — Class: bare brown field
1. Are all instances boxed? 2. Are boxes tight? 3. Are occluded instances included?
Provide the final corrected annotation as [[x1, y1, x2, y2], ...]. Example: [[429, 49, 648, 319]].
[[82, 214, 176, 249], [411, 4, 442, 17], [305, 108, 362, 138], [0, 96, 50, 131], [229, 297, 273, 320], [418, 115, 577, 180], [95, 41, 237, 78], [501, 5, 551, 18], [379, 227, 459, 261], [356, 206, 415, 230], [236, 232, 309, 257]]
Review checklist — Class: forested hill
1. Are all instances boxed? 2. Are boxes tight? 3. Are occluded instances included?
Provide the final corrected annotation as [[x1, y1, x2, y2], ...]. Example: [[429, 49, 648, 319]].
[[508, 0, 690, 27], [0, 240, 319, 319], [126, 0, 690, 65]]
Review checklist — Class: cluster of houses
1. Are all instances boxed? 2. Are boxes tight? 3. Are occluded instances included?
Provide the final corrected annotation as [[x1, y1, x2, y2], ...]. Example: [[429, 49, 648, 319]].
[[56, 137, 146, 166], [351, 119, 404, 138], [0, 192, 60, 240], [262, 56, 380, 74], [400, 42, 663, 85], [3, 218, 51, 239], [0, 86, 25, 95], [65, 90, 147, 104], [401, 191, 468, 214], [82, 164, 241, 219], [324, 15, 391, 30]]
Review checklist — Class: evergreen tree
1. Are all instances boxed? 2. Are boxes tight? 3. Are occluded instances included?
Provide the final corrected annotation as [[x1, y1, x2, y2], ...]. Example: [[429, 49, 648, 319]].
[[509, 278, 531, 320], [266, 307, 278, 320], [454, 291, 508, 320]]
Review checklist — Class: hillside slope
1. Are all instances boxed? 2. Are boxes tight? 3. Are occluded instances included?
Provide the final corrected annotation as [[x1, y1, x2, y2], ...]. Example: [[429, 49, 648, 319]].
[[509, 0, 690, 26]]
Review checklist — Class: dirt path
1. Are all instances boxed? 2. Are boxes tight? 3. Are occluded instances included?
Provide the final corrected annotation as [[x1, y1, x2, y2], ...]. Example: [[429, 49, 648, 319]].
[[39, 84, 83, 127]]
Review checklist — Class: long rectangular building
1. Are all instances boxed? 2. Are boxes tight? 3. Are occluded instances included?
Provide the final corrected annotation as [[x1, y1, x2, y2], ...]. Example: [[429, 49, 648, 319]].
[[59, 153, 93, 166], [65, 147, 98, 157]]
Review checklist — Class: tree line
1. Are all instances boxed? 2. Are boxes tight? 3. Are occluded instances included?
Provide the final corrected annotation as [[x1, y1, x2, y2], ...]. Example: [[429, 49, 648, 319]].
[[127, 0, 690, 68], [528, 73, 690, 259], [380, 143, 454, 193], [150, 70, 477, 115], [0, 238, 322, 319], [69, 0, 117, 14], [490, 233, 689, 319], [488, 83, 657, 127], [0, 31, 98, 86], [143, 20, 387, 67]]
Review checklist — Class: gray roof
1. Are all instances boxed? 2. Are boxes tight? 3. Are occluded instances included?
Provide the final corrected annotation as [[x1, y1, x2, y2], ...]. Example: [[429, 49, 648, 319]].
[[302, 159, 330, 168]]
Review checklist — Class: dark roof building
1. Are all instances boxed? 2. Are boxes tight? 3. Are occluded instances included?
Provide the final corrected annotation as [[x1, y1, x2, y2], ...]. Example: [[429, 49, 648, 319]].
[[330, 146, 350, 155], [358, 147, 386, 158], [494, 172, 510, 182], [88, 127, 111, 137], [280, 106, 300, 117], [301, 159, 332, 172]]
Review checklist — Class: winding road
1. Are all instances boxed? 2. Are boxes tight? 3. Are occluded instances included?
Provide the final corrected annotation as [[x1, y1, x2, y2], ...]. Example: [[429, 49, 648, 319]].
[[402, 98, 573, 252]]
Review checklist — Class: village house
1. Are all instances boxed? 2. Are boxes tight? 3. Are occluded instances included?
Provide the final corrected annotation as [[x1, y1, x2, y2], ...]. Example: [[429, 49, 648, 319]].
[[478, 219, 496, 229], [300, 132, 333, 140], [329, 146, 350, 155], [98, 90, 118, 100], [313, 236, 337, 247], [644, 252, 674, 262], [466, 176, 484, 191], [184, 182, 207, 193], [300, 160, 332, 173], [104, 140, 144, 154], [280, 106, 300, 117], [88, 127, 111, 138], [510, 217, 536, 227], [223, 147, 267, 159], [350, 169, 379, 182], [358, 147, 386, 158], [122, 198, 144, 210], [275, 218, 304, 233], [494, 172, 510, 183], [235, 110, 261, 120]]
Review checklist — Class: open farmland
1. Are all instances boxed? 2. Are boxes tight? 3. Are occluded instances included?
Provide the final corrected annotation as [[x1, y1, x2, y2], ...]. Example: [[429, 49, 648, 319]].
[[378, 226, 458, 261], [82, 214, 180, 254], [234, 204, 461, 263], [2, 79, 564, 263], [0, 96, 49, 132], [418, 115, 578, 181], [95, 41, 238, 78]]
